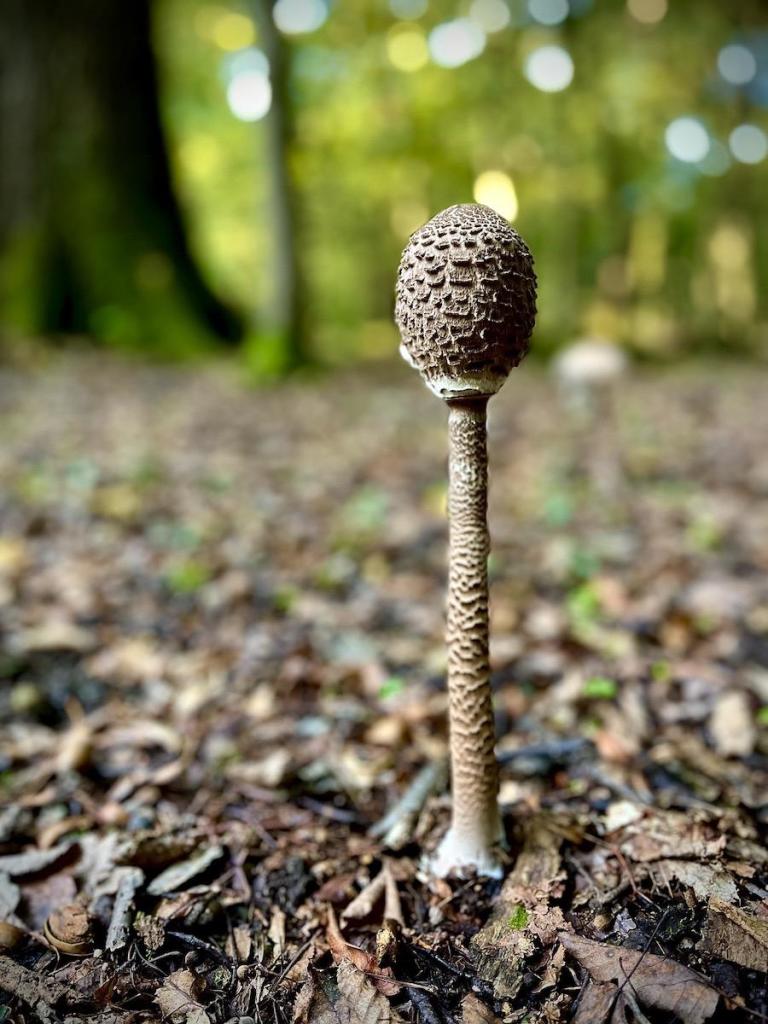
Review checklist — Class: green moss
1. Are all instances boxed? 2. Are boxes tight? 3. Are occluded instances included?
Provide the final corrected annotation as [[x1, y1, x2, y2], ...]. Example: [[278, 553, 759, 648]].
[[507, 905, 529, 930]]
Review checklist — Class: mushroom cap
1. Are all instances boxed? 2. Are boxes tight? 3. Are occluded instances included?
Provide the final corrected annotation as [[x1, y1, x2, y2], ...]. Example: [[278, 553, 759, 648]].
[[395, 204, 537, 400], [553, 339, 628, 386]]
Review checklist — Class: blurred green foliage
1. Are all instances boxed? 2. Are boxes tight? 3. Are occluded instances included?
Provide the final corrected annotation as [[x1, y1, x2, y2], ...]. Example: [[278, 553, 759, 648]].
[[3, 1, 766, 364], [155, 0, 768, 365]]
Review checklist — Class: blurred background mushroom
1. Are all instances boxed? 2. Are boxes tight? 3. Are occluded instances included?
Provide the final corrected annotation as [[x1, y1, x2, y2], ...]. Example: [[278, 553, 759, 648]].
[[552, 338, 629, 500]]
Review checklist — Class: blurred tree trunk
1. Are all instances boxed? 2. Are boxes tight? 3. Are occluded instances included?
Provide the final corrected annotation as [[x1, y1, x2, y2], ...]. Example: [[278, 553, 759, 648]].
[[251, 0, 309, 371], [0, 0, 241, 354]]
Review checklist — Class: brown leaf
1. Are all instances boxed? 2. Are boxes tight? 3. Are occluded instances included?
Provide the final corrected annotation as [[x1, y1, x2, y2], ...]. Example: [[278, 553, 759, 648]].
[[709, 690, 756, 757], [295, 963, 403, 1024], [326, 907, 400, 996], [559, 933, 719, 1024], [616, 810, 726, 863], [155, 967, 210, 1024], [461, 993, 501, 1024], [701, 897, 768, 972], [651, 860, 738, 904], [335, 961, 404, 1024], [22, 869, 78, 931], [571, 980, 625, 1024]]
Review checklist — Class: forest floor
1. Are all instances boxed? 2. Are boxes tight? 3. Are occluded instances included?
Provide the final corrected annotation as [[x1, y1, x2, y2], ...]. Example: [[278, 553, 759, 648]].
[[0, 354, 766, 1024]]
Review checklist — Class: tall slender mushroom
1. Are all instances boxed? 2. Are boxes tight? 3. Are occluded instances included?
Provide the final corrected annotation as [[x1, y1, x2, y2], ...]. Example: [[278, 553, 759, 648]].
[[395, 204, 537, 877]]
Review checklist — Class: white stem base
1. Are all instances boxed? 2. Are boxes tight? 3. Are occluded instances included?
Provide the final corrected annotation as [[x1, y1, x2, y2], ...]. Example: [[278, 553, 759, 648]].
[[429, 826, 504, 879]]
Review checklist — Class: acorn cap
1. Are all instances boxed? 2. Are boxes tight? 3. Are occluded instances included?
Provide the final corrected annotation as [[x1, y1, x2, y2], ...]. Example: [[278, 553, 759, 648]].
[[395, 204, 536, 400]]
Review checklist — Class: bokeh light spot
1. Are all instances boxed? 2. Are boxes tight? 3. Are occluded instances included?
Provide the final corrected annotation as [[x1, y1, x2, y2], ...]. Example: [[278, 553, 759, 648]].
[[387, 24, 429, 72], [528, 0, 569, 27], [428, 19, 486, 68], [665, 117, 710, 163], [473, 171, 519, 221], [469, 0, 512, 33], [717, 45, 757, 86], [211, 11, 256, 51], [729, 124, 768, 164], [388, 0, 428, 19], [524, 45, 574, 92], [177, 135, 220, 180], [697, 140, 731, 177], [225, 47, 269, 80], [626, 0, 667, 24], [227, 70, 272, 121], [273, 0, 328, 35]]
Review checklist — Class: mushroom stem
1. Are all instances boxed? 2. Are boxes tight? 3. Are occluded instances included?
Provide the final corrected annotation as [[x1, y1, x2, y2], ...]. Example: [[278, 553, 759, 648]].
[[432, 397, 503, 878]]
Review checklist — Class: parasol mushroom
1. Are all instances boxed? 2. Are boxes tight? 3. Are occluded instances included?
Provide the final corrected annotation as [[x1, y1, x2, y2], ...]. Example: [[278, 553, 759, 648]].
[[394, 203, 537, 876]]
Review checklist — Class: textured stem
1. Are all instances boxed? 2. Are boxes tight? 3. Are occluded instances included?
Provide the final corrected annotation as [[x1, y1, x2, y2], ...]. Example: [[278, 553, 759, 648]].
[[432, 398, 502, 877]]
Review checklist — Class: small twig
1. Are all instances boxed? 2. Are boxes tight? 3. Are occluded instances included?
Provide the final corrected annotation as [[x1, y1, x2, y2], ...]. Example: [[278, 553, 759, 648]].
[[409, 942, 473, 980], [298, 796, 361, 824], [409, 985, 444, 1024], [166, 929, 234, 969], [497, 737, 594, 767], [368, 761, 446, 847]]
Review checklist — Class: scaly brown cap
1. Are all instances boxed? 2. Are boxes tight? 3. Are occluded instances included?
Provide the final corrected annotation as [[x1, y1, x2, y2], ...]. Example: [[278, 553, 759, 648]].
[[395, 204, 537, 400]]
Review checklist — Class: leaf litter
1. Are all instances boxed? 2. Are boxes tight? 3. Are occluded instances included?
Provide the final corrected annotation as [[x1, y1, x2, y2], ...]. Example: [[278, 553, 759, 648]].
[[0, 356, 765, 1022]]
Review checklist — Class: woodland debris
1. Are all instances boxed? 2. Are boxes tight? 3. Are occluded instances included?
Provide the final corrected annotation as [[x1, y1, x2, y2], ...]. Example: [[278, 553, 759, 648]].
[[0, 921, 25, 951], [700, 897, 768, 972], [709, 690, 756, 758], [155, 967, 211, 1024], [294, 963, 405, 1024], [338, 960, 404, 1024], [571, 980, 622, 1024], [650, 859, 738, 903], [368, 760, 446, 849], [0, 842, 77, 877], [44, 901, 93, 956], [0, 872, 21, 918], [615, 810, 726, 863], [0, 955, 72, 1023], [559, 932, 719, 1024], [147, 844, 224, 895], [341, 867, 387, 921], [326, 905, 400, 996], [105, 866, 144, 952], [472, 817, 567, 1000], [461, 993, 502, 1024]]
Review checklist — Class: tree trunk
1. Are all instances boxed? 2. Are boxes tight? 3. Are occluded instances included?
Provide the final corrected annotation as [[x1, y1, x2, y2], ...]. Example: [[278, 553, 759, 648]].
[[0, 0, 241, 354], [250, 0, 309, 372]]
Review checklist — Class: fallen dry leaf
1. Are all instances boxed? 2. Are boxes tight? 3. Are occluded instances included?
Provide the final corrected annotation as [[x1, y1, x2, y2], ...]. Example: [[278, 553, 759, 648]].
[[326, 906, 400, 997], [335, 960, 404, 1024], [293, 962, 404, 1024], [146, 844, 223, 895], [616, 810, 726, 863], [709, 690, 756, 758], [700, 897, 768, 972], [461, 992, 501, 1024], [571, 979, 625, 1024], [155, 967, 210, 1024], [651, 859, 738, 904], [559, 932, 719, 1024]]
